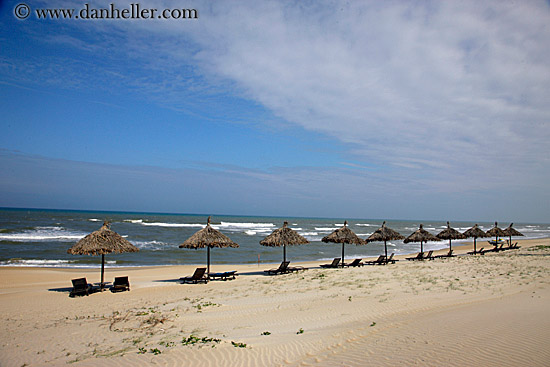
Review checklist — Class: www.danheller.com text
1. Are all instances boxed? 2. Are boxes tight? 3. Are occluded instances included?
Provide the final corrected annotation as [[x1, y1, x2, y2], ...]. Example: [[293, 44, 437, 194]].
[[32, 3, 198, 20]]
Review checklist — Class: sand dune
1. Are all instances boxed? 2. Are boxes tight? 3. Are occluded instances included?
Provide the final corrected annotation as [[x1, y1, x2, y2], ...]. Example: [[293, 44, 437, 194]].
[[1, 238, 549, 366]]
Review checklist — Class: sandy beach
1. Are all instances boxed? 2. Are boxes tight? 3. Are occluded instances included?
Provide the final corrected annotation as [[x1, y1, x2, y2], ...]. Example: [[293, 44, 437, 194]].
[[1, 238, 549, 366]]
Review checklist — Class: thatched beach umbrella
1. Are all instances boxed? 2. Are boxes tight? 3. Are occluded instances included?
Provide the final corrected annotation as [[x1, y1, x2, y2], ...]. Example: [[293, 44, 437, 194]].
[[67, 221, 139, 291], [366, 221, 404, 259], [462, 224, 488, 254], [260, 221, 309, 263], [404, 224, 441, 253], [322, 221, 365, 267], [503, 223, 524, 246], [436, 221, 466, 251], [486, 222, 507, 244], [179, 216, 239, 275]]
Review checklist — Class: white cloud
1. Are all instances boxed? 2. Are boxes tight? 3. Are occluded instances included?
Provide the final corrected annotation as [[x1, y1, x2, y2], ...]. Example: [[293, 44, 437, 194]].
[[170, 0, 550, 189]]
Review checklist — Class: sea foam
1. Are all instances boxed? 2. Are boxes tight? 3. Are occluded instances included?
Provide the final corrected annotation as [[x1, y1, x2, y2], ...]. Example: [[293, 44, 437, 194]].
[[0, 226, 86, 242]]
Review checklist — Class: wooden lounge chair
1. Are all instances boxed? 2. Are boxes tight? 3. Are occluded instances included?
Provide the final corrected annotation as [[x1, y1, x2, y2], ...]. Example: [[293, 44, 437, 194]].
[[510, 242, 520, 249], [434, 249, 455, 258], [111, 276, 130, 292], [486, 244, 504, 253], [264, 261, 290, 275], [468, 247, 484, 255], [503, 242, 515, 250], [320, 258, 341, 268], [288, 264, 307, 272], [480, 247, 495, 255], [424, 250, 434, 260], [343, 258, 363, 267], [386, 253, 397, 264], [70, 278, 93, 297], [208, 271, 238, 281], [364, 255, 386, 265], [406, 252, 424, 261], [180, 267, 208, 284]]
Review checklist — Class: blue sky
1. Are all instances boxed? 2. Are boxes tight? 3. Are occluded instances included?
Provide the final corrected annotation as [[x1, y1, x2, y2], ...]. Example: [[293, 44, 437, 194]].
[[1, 0, 549, 222]]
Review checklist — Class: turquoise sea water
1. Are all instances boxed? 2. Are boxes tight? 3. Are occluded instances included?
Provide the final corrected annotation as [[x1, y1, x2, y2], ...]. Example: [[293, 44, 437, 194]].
[[1, 208, 548, 268]]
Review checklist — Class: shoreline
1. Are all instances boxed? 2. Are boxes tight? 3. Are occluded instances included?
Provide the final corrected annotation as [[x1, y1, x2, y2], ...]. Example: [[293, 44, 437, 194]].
[[1, 237, 545, 271], [1, 237, 549, 366], [0, 238, 544, 287]]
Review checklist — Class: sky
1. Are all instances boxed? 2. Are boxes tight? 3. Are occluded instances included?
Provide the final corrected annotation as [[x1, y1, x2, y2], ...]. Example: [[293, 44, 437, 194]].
[[1, 0, 549, 222]]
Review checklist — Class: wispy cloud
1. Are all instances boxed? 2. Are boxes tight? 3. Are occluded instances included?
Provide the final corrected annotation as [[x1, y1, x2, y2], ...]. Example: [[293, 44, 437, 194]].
[[37, 2, 549, 165]]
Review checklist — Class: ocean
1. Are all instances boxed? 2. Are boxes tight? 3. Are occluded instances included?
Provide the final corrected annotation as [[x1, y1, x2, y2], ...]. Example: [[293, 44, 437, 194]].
[[1, 208, 548, 269]]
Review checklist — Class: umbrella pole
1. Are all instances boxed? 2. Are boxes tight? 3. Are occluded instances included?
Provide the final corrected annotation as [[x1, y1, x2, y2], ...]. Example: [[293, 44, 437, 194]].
[[449, 238, 452, 251], [421, 241, 424, 253], [384, 240, 388, 259], [207, 247, 211, 275], [101, 254, 105, 291], [341, 243, 345, 268], [474, 237, 477, 254], [283, 244, 286, 263]]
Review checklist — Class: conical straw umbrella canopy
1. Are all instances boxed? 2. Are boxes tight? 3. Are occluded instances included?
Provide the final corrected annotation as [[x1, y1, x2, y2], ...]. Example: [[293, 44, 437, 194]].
[[322, 221, 365, 267], [436, 221, 466, 251], [67, 221, 139, 290], [260, 221, 309, 263], [462, 224, 488, 254], [179, 216, 239, 275], [486, 222, 507, 244], [366, 221, 404, 259], [404, 224, 441, 253], [502, 223, 524, 246]]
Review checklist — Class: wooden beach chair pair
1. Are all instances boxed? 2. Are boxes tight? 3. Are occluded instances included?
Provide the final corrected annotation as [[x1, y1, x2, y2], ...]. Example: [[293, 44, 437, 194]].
[[492, 242, 520, 252], [70, 276, 131, 296], [319, 257, 363, 268], [406, 250, 433, 261], [471, 242, 519, 255], [363, 253, 397, 265]]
